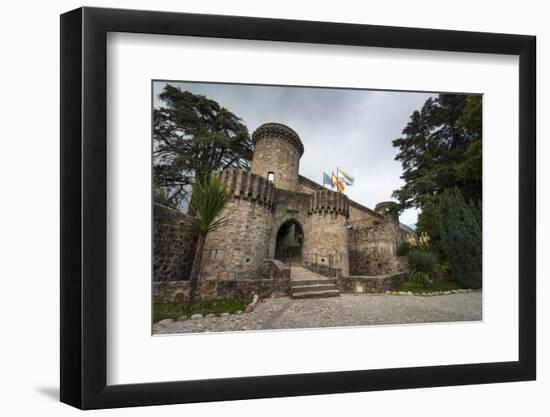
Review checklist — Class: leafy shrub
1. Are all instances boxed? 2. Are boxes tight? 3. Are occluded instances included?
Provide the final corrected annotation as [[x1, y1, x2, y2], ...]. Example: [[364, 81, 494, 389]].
[[397, 242, 411, 257], [407, 250, 438, 288], [439, 189, 482, 289]]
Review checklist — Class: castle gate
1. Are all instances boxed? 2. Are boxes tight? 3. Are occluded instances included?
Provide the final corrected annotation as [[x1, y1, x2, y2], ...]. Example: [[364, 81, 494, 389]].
[[275, 219, 304, 262]]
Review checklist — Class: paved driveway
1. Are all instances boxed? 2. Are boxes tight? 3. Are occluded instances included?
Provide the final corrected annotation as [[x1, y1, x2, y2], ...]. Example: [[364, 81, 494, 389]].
[[153, 292, 482, 334]]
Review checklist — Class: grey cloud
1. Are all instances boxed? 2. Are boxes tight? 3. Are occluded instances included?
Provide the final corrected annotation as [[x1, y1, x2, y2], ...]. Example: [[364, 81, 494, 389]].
[[153, 81, 433, 226]]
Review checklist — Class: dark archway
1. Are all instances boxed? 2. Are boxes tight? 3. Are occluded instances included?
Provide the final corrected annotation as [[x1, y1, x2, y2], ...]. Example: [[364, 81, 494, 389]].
[[275, 220, 304, 261]]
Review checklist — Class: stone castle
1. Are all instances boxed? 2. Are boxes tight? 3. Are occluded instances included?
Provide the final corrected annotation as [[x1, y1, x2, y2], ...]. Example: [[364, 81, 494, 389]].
[[154, 123, 414, 302]]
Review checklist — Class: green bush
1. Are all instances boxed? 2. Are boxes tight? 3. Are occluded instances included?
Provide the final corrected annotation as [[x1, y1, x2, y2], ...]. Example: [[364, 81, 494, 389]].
[[439, 188, 482, 289], [407, 250, 438, 288], [397, 242, 411, 257]]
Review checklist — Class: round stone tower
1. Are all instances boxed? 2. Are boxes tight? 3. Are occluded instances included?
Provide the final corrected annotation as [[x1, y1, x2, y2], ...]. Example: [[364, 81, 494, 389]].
[[375, 201, 399, 222], [199, 169, 275, 284], [250, 122, 304, 192]]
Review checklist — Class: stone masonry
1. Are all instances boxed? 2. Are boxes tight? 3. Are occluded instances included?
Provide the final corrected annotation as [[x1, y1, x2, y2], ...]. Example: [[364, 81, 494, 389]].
[[153, 122, 414, 301], [153, 204, 197, 282], [349, 221, 406, 275]]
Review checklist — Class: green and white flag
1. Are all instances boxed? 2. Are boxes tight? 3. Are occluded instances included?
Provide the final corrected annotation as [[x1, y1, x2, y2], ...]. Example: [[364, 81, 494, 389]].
[[338, 168, 355, 186]]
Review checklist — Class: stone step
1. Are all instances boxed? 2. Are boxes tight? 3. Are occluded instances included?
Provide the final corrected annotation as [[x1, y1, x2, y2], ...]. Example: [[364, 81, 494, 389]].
[[291, 279, 337, 287], [291, 289, 340, 299], [291, 283, 338, 292]]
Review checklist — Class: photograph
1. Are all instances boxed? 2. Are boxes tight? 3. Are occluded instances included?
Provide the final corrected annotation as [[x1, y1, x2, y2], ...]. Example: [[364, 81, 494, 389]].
[[151, 81, 483, 334], [0, 0, 542, 413]]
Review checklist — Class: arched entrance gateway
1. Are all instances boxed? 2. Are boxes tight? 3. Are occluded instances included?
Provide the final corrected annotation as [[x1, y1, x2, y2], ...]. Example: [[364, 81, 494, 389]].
[[275, 220, 304, 262]]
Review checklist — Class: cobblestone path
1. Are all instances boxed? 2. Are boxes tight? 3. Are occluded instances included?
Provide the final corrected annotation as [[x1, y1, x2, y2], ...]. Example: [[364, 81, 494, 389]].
[[153, 292, 482, 335]]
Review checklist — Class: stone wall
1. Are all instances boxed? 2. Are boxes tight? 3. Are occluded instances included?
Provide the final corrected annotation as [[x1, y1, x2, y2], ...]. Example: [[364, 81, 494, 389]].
[[201, 170, 275, 281], [154, 278, 290, 302], [349, 221, 405, 275], [302, 260, 342, 278], [303, 190, 350, 275], [201, 198, 273, 281], [297, 175, 323, 193], [349, 200, 384, 226], [154, 260, 290, 302], [337, 272, 408, 293], [304, 212, 350, 275], [153, 203, 196, 282]]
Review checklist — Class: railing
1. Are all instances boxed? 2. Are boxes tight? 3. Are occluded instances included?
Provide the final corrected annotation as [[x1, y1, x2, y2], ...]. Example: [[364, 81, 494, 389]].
[[262, 259, 291, 280], [302, 253, 334, 268], [277, 257, 300, 267], [276, 253, 343, 278], [301, 253, 342, 278]]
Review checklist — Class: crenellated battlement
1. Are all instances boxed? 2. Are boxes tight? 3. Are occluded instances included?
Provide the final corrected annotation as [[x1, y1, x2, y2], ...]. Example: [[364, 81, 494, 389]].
[[252, 122, 304, 157], [308, 189, 349, 217], [218, 169, 275, 208]]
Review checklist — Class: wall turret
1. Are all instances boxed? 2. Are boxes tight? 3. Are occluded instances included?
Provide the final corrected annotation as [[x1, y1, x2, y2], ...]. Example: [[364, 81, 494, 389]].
[[199, 170, 275, 283], [375, 201, 399, 222], [218, 169, 275, 208], [250, 123, 303, 192], [308, 189, 350, 217]]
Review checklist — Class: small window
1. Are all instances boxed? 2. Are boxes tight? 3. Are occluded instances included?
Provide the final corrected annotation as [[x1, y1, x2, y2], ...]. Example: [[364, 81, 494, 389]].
[[267, 171, 275, 182]]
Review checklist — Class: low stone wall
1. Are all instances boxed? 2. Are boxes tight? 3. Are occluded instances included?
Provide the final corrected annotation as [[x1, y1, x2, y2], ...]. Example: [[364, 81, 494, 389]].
[[337, 272, 408, 294], [301, 260, 342, 278], [263, 259, 291, 279], [154, 259, 291, 302], [154, 278, 291, 302], [154, 280, 191, 303]]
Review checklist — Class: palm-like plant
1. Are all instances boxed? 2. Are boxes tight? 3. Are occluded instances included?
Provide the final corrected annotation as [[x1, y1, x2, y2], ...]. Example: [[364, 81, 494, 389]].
[[407, 250, 438, 288], [187, 175, 232, 308]]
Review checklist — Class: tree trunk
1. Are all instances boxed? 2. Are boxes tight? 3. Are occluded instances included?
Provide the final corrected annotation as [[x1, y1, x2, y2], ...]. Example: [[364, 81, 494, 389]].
[[188, 233, 206, 309]]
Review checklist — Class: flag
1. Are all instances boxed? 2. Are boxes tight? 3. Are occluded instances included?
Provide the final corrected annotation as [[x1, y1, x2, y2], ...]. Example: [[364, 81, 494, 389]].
[[322, 172, 332, 187], [332, 171, 345, 193], [338, 168, 355, 186]]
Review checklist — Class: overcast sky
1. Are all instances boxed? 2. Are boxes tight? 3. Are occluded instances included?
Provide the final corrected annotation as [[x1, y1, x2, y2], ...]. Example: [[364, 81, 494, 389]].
[[153, 81, 434, 226]]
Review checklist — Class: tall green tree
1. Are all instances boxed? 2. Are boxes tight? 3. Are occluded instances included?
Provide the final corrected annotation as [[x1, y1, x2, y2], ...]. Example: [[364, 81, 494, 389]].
[[454, 96, 482, 199], [153, 84, 253, 208], [187, 175, 232, 307], [392, 94, 482, 210], [415, 197, 444, 260], [439, 189, 482, 289]]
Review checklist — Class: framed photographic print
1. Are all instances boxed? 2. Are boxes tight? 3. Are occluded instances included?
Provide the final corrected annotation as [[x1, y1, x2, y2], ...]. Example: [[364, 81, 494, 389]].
[[60, 6, 536, 410]]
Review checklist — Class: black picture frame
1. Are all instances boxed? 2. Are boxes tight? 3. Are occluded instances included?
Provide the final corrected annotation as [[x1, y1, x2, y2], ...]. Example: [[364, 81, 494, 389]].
[[60, 6, 536, 410]]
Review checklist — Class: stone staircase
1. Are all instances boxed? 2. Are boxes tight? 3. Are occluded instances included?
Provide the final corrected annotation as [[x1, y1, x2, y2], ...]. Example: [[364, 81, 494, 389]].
[[290, 265, 340, 299]]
